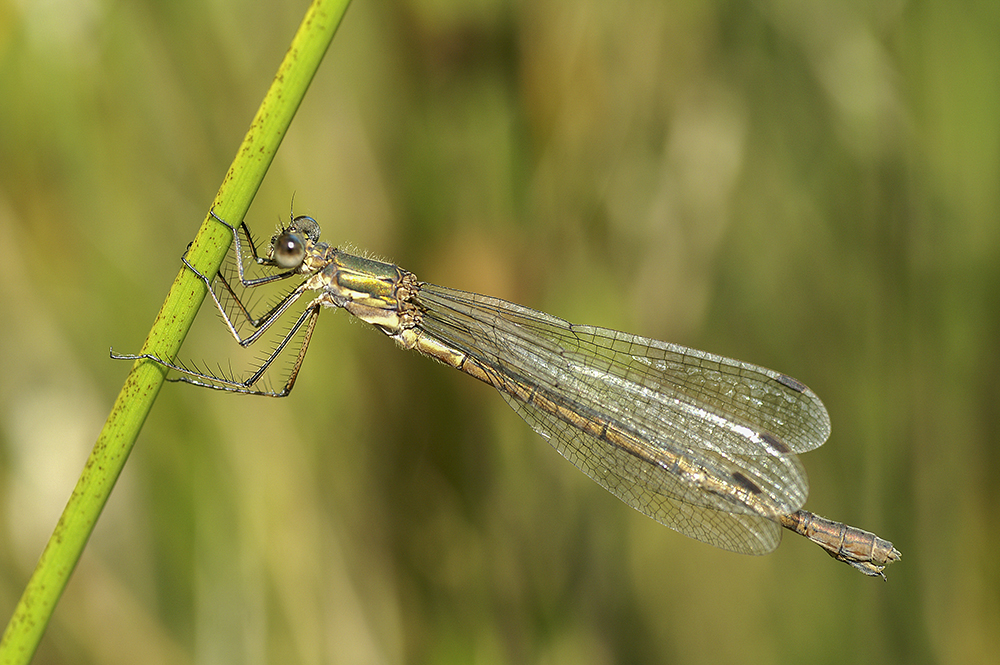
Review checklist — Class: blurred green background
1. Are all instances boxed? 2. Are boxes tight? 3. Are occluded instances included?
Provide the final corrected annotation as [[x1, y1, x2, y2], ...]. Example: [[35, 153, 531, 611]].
[[1, 0, 997, 663]]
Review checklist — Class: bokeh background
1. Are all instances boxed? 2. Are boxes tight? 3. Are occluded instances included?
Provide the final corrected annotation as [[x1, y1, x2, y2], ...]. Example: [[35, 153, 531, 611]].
[[2, 0, 997, 663]]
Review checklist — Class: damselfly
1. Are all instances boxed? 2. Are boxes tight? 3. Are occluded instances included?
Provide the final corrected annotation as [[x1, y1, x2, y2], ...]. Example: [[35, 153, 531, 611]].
[[115, 208, 900, 577]]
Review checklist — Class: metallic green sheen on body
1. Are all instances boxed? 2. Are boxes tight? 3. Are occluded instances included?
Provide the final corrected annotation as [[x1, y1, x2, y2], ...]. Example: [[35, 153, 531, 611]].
[[330, 251, 402, 304]]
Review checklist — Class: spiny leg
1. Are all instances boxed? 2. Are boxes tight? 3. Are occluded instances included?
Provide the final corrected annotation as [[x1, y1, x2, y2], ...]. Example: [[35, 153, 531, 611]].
[[183, 252, 310, 347], [113, 298, 323, 396], [112, 206, 323, 395], [197, 207, 304, 334]]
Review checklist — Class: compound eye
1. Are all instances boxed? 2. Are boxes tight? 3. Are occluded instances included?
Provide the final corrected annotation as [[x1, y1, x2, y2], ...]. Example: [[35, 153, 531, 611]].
[[272, 232, 306, 269]]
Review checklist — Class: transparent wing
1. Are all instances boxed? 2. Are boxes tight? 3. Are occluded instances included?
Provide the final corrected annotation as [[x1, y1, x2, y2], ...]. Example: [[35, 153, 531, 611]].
[[415, 284, 831, 553], [502, 389, 785, 554]]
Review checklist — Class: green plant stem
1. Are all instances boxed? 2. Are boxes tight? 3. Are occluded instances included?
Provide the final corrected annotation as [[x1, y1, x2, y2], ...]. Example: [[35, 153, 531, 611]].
[[0, 1, 352, 662]]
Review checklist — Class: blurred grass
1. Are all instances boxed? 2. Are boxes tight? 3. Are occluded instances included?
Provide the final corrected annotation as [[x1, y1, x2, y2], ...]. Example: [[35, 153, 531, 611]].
[[0, 1, 347, 661], [1, 1, 998, 664]]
